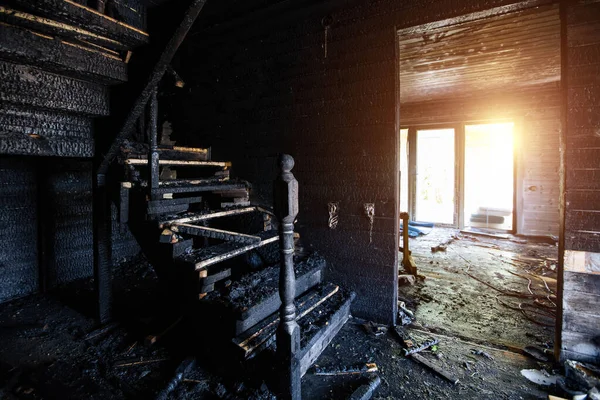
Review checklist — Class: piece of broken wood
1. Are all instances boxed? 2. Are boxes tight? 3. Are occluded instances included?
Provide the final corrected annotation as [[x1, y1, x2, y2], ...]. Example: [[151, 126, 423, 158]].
[[113, 357, 168, 368], [404, 338, 439, 356], [314, 363, 378, 376], [411, 353, 459, 385], [145, 316, 182, 347], [348, 375, 381, 400]]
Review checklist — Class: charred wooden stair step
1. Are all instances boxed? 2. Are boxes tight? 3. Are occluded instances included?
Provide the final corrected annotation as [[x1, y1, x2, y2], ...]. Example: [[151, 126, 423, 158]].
[[232, 283, 355, 367], [147, 196, 202, 215], [171, 224, 261, 244], [123, 145, 209, 161], [151, 180, 249, 195], [125, 159, 230, 167], [158, 206, 258, 228], [176, 230, 278, 271], [230, 257, 325, 335]]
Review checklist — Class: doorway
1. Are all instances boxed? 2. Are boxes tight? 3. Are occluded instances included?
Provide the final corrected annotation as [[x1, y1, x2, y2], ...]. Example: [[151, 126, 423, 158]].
[[463, 122, 514, 231]]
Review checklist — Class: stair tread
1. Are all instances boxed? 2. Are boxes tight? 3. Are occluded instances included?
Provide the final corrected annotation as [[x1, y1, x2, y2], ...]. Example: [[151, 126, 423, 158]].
[[122, 144, 209, 161], [199, 254, 325, 334], [125, 159, 230, 167], [177, 230, 278, 270], [232, 283, 352, 359], [151, 180, 249, 195], [159, 206, 258, 228], [209, 254, 326, 316], [172, 224, 261, 244]]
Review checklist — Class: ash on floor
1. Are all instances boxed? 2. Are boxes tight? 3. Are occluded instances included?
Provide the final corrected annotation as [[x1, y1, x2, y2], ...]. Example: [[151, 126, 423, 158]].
[[400, 228, 557, 349]]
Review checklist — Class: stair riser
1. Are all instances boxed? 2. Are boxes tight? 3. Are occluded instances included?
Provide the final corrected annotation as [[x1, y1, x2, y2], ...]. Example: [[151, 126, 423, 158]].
[[235, 268, 322, 335]]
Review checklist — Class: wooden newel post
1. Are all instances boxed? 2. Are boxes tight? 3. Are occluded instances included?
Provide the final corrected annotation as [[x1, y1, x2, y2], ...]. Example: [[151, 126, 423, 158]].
[[274, 154, 301, 400]]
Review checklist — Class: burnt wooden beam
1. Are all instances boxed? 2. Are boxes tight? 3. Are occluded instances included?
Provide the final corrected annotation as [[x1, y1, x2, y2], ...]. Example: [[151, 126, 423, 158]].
[[0, 60, 109, 116], [0, 6, 129, 51], [97, 0, 208, 177], [93, 173, 112, 324], [176, 230, 279, 270], [125, 159, 230, 167], [0, 20, 128, 84], [6, 0, 149, 48], [158, 207, 257, 228], [274, 154, 301, 400], [171, 224, 261, 244]]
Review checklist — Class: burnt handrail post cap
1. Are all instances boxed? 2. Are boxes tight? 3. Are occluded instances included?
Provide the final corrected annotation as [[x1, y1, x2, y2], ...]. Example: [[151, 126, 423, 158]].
[[280, 154, 295, 172], [274, 154, 299, 223]]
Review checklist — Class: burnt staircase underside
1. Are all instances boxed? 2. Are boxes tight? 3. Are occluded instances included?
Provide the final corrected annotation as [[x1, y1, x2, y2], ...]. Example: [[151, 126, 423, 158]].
[[112, 101, 354, 386]]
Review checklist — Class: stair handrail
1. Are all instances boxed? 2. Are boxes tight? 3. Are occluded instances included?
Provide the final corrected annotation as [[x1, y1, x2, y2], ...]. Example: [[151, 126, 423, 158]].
[[274, 154, 301, 400], [96, 0, 207, 179]]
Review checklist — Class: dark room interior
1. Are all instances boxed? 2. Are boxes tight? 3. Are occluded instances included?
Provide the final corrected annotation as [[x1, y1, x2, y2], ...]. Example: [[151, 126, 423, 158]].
[[0, 0, 599, 399]]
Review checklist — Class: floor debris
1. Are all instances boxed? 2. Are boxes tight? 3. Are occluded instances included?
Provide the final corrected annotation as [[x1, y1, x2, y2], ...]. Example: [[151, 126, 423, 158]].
[[411, 353, 459, 385], [348, 375, 381, 400], [520, 369, 559, 386], [313, 363, 378, 376]]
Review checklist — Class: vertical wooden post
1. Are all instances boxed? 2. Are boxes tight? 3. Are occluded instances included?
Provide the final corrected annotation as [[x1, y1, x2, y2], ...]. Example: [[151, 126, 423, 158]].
[[274, 154, 301, 400], [148, 90, 159, 199], [93, 172, 112, 324]]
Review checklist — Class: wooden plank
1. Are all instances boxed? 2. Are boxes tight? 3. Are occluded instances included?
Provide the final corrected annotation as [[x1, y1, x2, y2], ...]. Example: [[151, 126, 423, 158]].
[[561, 331, 600, 362], [199, 268, 231, 287], [0, 20, 127, 84], [159, 207, 257, 228], [125, 159, 230, 167], [564, 271, 600, 295], [563, 310, 600, 337], [148, 196, 202, 208], [410, 353, 460, 384], [0, 6, 127, 51], [177, 230, 278, 270], [563, 290, 600, 313], [565, 210, 600, 232], [151, 181, 248, 195], [7, 0, 149, 49], [147, 203, 188, 215], [171, 223, 261, 244]]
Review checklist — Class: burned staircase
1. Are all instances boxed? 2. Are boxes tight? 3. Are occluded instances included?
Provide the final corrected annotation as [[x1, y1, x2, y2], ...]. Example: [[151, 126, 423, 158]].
[[109, 92, 354, 397]]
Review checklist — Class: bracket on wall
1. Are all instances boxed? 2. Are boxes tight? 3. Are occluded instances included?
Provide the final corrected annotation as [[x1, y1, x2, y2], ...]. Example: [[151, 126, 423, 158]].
[[364, 203, 375, 243], [328, 201, 339, 229]]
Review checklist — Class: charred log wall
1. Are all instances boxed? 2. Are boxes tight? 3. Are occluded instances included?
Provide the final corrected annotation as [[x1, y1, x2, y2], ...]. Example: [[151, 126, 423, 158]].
[[168, 0, 534, 324], [0, 157, 39, 303], [0, 158, 140, 303], [561, 0, 600, 364]]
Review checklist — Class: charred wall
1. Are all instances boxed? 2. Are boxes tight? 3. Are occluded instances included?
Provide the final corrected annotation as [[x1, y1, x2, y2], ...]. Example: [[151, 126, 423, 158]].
[[0, 0, 146, 304], [0, 157, 140, 303], [0, 158, 39, 303], [561, 0, 600, 363], [169, 0, 534, 323]]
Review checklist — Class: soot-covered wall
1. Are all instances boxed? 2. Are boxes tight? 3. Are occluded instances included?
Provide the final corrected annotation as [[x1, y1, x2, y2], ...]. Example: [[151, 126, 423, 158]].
[[561, 0, 600, 363], [168, 0, 535, 323], [0, 157, 140, 304]]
